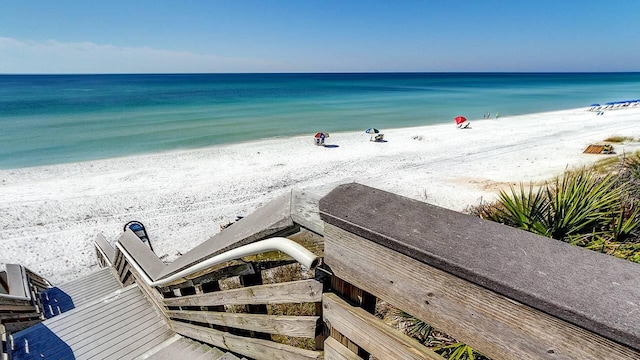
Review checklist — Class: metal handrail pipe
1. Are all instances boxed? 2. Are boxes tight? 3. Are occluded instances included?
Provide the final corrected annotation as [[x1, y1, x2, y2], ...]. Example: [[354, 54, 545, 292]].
[[115, 237, 319, 287]]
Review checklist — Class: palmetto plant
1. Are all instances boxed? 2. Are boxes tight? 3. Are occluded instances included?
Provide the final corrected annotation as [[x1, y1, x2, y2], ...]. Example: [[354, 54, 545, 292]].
[[471, 162, 640, 263], [623, 152, 640, 180], [391, 309, 488, 360], [545, 170, 621, 240], [434, 343, 479, 360], [485, 169, 625, 242], [489, 182, 549, 236], [400, 160, 640, 360], [391, 310, 433, 343]]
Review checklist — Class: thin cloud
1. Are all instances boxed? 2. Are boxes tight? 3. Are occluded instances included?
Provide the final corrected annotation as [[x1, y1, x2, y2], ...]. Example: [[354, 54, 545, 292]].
[[0, 37, 273, 73]]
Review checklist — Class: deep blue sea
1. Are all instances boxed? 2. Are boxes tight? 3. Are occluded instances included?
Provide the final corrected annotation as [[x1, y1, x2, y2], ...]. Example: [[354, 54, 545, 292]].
[[1, 73, 639, 169]]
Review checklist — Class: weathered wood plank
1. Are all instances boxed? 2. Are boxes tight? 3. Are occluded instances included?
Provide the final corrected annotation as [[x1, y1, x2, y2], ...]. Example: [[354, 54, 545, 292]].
[[323, 293, 443, 360], [171, 320, 323, 360], [239, 271, 269, 339], [119, 262, 131, 282], [324, 224, 640, 360], [129, 267, 169, 321], [94, 233, 116, 266], [24, 270, 51, 293], [158, 191, 296, 280], [291, 189, 324, 236], [114, 251, 126, 277], [0, 304, 38, 312], [0, 312, 40, 320], [0, 297, 31, 306], [118, 229, 166, 279], [164, 279, 322, 307], [3, 320, 40, 332], [320, 183, 640, 351], [167, 309, 319, 338], [324, 337, 363, 360]]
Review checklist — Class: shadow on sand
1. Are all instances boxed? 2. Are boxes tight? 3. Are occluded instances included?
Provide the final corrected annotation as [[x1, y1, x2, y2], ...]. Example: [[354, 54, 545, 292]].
[[324, 144, 340, 148]]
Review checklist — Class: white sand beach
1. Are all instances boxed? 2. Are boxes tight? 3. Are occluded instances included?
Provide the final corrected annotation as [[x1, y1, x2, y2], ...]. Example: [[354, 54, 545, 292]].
[[1, 107, 640, 284]]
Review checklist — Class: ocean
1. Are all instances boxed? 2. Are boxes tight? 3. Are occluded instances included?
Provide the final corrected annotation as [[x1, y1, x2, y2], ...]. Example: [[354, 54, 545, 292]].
[[1, 73, 639, 169]]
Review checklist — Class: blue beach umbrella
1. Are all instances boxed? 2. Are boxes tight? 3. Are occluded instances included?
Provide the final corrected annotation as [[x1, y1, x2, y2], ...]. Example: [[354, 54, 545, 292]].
[[365, 128, 380, 134], [590, 103, 600, 107]]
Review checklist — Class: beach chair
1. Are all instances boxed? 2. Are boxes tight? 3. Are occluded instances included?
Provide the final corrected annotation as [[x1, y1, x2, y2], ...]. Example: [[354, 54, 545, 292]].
[[583, 144, 614, 155], [371, 134, 385, 142]]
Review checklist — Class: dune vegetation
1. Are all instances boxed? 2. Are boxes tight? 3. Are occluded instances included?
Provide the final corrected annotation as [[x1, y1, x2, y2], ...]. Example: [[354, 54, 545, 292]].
[[392, 151, 640, 360], [469, 150, 640, 263]]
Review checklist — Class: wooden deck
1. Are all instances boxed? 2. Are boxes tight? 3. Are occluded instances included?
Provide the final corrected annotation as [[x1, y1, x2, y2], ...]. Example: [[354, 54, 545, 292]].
[[11, 285, 173, 359], [135, 334, 243, 359], [39, 268, 122, 318], [9, 181, 640, 359]]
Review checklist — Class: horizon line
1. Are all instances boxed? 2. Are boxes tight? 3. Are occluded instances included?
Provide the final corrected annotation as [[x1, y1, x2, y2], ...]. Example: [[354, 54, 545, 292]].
[[2, 71, 640, 76]]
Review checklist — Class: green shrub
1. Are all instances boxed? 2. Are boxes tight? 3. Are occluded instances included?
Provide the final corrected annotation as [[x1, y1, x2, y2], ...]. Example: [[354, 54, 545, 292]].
[[469, 160, 640, 263]]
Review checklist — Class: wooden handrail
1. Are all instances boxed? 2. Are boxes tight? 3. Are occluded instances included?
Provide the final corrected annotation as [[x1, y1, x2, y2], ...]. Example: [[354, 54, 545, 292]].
[[319, 183, 640, 359], [91, 183, 640, 359], [116, 236, 319, 287]]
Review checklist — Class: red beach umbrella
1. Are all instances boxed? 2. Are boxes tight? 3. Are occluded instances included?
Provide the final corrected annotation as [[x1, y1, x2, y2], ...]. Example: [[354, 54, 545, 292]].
[[454, 116, 467, 125]]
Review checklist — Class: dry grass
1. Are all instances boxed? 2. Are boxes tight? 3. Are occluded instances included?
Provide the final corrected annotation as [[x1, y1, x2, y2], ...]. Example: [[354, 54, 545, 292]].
[[603, 136, 635, 143], [265, 263, 317, 350]]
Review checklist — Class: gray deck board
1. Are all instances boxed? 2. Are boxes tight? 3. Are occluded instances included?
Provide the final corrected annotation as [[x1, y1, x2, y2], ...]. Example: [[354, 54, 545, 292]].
[[42, 287, 143, 333], [56, 267, 122, 309], [194, 347, 225, 360], [149, 338, 192, 359], [218, 352, 241, 360], [101, 328, 174, 359], [76, 308, 165, 358], [31, 285, 171, 359]]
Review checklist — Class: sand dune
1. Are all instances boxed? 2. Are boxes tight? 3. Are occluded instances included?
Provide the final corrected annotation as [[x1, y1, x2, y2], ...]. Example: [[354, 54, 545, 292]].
[[1, 107, 639, 284]]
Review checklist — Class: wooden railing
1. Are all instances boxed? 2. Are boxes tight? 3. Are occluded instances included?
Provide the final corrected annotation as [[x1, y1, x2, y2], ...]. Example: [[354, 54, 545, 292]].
[[95, 189, 326, 360], [0, 264, 50, 333], [319, 183, 640, 360], [94, 184, 640, 360]]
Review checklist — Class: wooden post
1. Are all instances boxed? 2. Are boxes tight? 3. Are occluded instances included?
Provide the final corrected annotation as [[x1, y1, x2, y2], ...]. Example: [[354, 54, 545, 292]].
[[239, 270, 270, 340], [329, 276, 375, 359]]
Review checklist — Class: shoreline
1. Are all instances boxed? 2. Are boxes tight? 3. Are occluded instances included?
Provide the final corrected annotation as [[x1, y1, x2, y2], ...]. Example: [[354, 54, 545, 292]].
[[1, 106, 640, 284]]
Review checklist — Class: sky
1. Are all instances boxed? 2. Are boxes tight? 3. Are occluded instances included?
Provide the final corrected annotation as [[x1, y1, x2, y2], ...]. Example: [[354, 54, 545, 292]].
[[1, 0, 639, 74]]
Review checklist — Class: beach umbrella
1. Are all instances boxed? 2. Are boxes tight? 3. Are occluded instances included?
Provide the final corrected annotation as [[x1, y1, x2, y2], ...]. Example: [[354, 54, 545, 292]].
[[454, 116, 467, 125], [590, 103, 600, 107], [365, 128, 380, 134], [314, 132, 329, 139]]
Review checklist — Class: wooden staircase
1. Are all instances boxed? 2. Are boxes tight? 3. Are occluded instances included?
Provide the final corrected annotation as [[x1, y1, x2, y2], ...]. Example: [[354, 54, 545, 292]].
[[7, 269, 243, 359], [137, 335, 244, 359]]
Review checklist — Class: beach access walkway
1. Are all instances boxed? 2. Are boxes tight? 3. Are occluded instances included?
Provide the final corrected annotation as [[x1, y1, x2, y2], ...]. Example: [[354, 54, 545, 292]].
[[2, 184, 640, 359], [1, 268, 243, 359]]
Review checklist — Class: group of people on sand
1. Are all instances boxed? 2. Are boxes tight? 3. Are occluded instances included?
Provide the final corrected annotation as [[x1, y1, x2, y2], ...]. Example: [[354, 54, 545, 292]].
[[483, 112, 499, 119]]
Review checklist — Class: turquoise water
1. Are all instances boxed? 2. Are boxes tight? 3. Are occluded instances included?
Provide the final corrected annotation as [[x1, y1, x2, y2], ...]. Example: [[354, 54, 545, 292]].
[[1, 73, 639, 169]]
